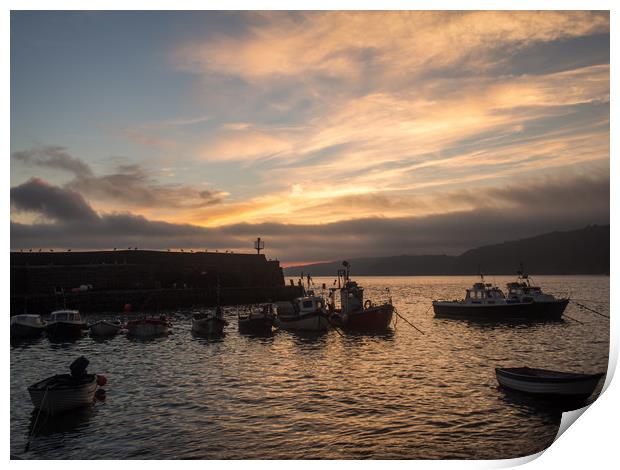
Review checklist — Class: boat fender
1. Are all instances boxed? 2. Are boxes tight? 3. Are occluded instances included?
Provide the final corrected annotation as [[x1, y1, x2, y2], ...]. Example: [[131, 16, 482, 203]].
[[96, 374, 108, 386], [364, 300, 373, 309], [123, 303, 132, 313], [95, 388, 106, 400]]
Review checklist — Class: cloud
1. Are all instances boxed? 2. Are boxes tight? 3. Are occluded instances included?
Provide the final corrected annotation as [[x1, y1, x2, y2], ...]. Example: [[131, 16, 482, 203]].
[[11, 146, 93, 177], [10, 178, 99, 222], [12, 146, 226, 210], [10, 173, 609, 263]]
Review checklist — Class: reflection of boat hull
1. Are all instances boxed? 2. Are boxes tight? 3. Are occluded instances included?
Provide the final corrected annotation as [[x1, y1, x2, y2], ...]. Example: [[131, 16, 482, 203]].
[[127, 319, 170, 338], [496, 367, 604, 399], [333, 305, 394, 331], [90, 321, 122, 337], [433, 300, 567, 320], [28, 374, 97, 416], [46, 321, 85, 339], [11, 323, 45, 339], [192, 317, 227, 336], [275, 312, 330, 331]]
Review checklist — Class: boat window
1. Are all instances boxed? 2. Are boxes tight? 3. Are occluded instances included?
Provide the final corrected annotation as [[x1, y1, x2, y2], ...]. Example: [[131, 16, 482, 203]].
[[302, 300, 313, 309], [54, 313, 68, 321]]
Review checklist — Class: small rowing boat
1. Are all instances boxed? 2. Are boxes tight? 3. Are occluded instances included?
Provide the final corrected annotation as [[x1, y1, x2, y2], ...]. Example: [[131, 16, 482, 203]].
[[11, 314, 46, 339], [89, 319, 123, 337], [495, 367, 604, 399], [28, 357, 100, 416]]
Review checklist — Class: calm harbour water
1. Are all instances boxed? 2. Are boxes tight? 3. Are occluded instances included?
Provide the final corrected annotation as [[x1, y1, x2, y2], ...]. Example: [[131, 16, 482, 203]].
[[10, 276, 609, 460]]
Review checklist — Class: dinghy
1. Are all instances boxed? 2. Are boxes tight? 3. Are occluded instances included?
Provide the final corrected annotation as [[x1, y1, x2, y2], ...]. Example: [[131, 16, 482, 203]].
[[28, 357, 100, 416], [126, 315, 171, 338], [89, 319, 122, 337], [495, 367, 604, 399]]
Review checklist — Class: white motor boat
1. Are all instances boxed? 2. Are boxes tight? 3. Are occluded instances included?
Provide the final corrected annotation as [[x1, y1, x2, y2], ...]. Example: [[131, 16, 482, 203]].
[[46, 310, 87, 338], [506, 267, 569, 315], [11, 314, 46, 338], [89, 320, 122, 337], [275, 295, 330, 332]]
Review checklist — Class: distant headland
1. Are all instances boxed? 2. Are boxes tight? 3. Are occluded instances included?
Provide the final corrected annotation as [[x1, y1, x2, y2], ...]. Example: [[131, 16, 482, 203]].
[[284, 225, 610, 276]]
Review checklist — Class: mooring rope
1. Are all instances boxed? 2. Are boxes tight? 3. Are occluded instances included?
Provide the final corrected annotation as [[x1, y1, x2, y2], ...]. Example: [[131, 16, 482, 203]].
[[573, 301, 610, 319], [394, 307, 425, 335], [25, 386, 49, 452]]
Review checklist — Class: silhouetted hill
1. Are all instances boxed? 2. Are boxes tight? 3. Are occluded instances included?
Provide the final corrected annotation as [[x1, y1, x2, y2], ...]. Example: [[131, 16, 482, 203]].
[[284, 225, 609, 276]]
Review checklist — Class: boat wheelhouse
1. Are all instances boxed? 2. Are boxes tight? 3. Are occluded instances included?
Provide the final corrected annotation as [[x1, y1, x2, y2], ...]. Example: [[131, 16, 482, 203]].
[[505, 267, 569, 316]]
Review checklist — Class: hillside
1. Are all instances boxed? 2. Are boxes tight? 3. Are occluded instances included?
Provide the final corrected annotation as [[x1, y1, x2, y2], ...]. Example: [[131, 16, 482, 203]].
[[284, 225, 609, 276]]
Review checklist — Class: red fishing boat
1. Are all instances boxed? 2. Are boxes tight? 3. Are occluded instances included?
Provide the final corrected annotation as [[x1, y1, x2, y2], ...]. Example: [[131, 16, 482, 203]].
[[328, 261, 394, 331]]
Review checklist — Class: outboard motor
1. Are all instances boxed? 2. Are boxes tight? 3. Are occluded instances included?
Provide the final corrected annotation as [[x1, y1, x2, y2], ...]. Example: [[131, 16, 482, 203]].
[[70, 356, 89, 378]]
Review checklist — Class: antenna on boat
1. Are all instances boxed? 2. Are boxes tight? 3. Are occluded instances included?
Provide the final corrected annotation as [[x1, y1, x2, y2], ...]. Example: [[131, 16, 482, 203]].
[[478, 264, 484, 283]]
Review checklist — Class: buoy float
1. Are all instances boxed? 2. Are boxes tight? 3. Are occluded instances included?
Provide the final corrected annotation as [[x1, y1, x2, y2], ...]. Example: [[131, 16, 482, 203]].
[[123, 303, 132, 313], [95, 388, 106, 400], [96, 374, 107, 386]]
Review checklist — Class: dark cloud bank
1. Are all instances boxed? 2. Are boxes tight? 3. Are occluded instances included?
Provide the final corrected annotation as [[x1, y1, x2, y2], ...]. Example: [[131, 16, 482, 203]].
[[10, 173, 609, 263]]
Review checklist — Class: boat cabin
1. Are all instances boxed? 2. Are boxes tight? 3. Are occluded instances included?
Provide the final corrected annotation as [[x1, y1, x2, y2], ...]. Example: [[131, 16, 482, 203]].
[[465, 283, 506, 304], [50, 310, 82, 322], [340, 281, 364, 314], [294, 296, 325, 314], [507, 282, 542, 297]]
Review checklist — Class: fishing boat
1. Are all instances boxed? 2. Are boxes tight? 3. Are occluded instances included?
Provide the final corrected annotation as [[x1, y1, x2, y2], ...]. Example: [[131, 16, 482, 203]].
[[192, 306, 228, 336], [46, 310, 87, 339], [328, 261, 394, 331], [496, 367, 604, 400], [238, 304, 275, 335], [506, 266, 569, 316], [28, 357, 101, 416], [126, 315, 171, 338], [89, 319, 123, 337], [11, 314, 46, 339], [275, 295, 330, 332], [432, 275, 562, 320]]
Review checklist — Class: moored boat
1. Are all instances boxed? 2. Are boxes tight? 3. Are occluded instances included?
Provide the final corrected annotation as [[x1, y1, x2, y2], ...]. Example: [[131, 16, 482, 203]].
[[238, 304, 275, 335], [89, 319, 123, 337], [432, 276, 561, 320], [192, 306, 228, 336], [28, 356, 100, 416], [275, 296, 330, 332], [506, 267, 569, 317], [495, 367, 604, 400], [11, 314, 46, 339], [46, 310, 87, 339], [328, 261, 394, 331], [126, 315, 171, 338]]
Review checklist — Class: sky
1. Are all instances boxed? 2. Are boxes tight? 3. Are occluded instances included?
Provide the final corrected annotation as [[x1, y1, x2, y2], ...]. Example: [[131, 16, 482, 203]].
[[10, 11, 610, 265]]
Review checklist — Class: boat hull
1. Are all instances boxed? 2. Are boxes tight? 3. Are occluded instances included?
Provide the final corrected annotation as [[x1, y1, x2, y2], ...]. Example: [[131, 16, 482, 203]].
[[127, 320, 170, 338], [192, 317, 227, 336], [90, 321, 122, 337], [334, 305, 394, 331], [275, 313, 330, 331], [433, 299, 568, 320], [496, 368, 604, 399], [28, 374, 97, 416], [46, 321, 86, 339], [11, 323, 45, 339]]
